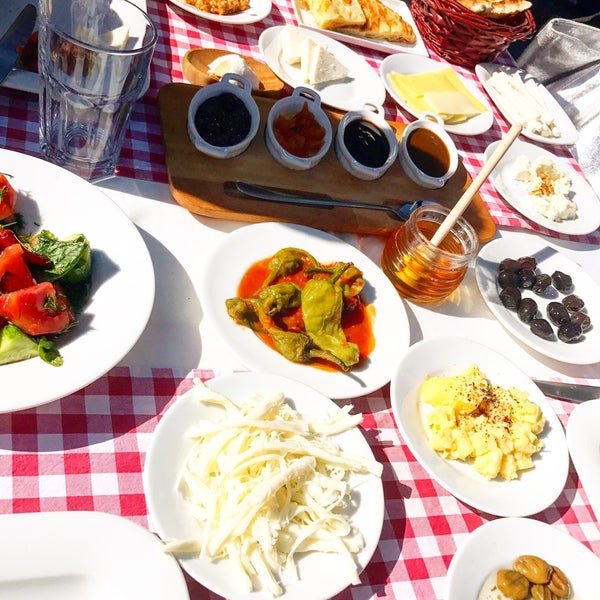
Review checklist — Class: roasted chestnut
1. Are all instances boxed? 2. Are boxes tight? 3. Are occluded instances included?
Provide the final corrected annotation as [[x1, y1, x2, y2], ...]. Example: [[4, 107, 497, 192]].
[[571, 311, 592, 332], [500, 285, 521, 310], [517, 297, 538, 323], [530, 318, 554, 340], [551, 270, 573, 293], [547, 301, 571, 326], [518, 268, 536, 289], [557, 321, 583, 343], [498, 269, 519, 288], [562, 294, 584, 312], [518, 256, 537, 271], [532, 273, 552, 295]]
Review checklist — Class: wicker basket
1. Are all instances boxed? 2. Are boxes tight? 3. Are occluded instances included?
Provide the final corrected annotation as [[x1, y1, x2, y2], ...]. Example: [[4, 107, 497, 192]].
[[410, 0, 536, 68]]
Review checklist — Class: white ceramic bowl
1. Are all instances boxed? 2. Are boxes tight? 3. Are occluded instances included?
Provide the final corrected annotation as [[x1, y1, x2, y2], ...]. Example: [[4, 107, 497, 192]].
[[265, 86, 332, 171], [335, 104, 398, 180], [187, 73, 260, 159], [398, 111, 458, 189]]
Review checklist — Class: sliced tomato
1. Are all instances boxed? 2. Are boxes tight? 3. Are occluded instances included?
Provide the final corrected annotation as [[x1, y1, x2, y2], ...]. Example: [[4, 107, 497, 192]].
[[0, 281, 74, 336], [0, 243, 36, 292], [0, 174, 17, 221], [0, 228, 53, 268]]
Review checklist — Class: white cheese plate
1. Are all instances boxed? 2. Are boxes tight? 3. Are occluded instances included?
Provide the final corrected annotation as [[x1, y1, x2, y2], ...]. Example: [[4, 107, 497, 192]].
[[475, 234, 600, 365], [390, 337, 569, 517], [259, 25, 386, 112], [0, 511, 189, 599], [380, 54, 494, 136], [446, 517, 600, 600], [168, 0, 271, 25], [485, 138, 600, 235], [143, 372, 385, 600], [290, 0, 428, 57], [566, 399, 600, 524], [476, 62, 579, 147]]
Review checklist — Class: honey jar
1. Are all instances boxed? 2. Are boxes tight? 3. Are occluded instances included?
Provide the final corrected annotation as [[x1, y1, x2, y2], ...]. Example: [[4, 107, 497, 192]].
[[381, 203, 479, 304]]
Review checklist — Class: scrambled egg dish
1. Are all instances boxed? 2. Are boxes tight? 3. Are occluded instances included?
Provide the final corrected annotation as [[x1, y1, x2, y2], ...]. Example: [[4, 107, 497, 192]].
[[420, 365, 546, 480]]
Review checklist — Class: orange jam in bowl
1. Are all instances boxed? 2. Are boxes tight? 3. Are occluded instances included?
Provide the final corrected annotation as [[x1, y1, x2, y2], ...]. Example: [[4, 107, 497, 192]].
[[381, 203, 479, 304]]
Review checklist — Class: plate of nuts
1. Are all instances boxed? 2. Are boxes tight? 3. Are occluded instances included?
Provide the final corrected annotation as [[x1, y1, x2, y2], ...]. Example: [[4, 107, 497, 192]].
[[446, 517, 600, 599], [475, 234, 599, 365]]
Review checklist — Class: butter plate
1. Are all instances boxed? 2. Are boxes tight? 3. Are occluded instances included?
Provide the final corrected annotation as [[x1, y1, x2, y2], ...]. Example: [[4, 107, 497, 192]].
[[485, 138, 600, 236], [476, 63, 578, 147], [390, 337, 569, 517], [380, 54, 494, 136]]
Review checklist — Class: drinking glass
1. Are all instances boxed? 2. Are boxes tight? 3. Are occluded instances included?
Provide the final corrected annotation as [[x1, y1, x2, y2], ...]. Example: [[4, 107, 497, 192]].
[[38, 0, 157, 181]]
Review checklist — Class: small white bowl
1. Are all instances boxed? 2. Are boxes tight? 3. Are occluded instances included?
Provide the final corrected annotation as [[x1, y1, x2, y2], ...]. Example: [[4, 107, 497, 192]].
[[265, 87, 332, 171], [187, 73, 260, 159], [398, 112, 458, 189], [335, 104, 398, 180]]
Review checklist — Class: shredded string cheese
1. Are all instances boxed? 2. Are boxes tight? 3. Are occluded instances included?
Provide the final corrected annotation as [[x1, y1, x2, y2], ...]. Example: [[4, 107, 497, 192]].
[[165, 379, 383, 597]]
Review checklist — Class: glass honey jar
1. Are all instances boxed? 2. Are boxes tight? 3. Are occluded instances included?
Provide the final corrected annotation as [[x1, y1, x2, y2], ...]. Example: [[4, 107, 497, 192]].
[[381, 203, 479, 304]]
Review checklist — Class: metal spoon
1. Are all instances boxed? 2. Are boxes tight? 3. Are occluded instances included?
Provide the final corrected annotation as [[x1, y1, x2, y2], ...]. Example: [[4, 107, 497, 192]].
[[225, 180, 434, 221]]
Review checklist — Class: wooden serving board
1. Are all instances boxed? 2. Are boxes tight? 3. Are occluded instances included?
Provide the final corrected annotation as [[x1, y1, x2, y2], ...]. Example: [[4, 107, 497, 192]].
[[159, 83, 497, 241]]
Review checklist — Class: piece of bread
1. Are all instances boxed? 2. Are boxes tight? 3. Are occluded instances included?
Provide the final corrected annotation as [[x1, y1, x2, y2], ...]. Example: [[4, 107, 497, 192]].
[[337, 0, 417, 43], [303, 0, 366, 29], [456, 0, 532, 18]]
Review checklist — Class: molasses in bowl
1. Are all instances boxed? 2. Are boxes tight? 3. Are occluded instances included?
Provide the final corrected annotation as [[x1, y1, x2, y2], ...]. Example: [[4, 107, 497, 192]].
[[398, 111, 458, 189]]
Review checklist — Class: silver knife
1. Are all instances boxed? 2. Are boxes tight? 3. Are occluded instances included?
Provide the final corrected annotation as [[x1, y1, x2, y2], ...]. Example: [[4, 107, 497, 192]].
[[0, 4, 37, 86], [535, 380, 600, 403]]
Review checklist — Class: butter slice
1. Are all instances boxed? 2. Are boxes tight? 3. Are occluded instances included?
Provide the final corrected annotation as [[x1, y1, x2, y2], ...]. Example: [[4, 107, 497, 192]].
[[300, 37, 348, 85]]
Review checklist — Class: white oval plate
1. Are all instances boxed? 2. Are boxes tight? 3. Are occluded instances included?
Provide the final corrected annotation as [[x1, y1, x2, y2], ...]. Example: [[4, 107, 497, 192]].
[[445, 517, 600, 600], [475, 234, 600, 365], [0, 511, 189, 599], [476, 62, 579, 146], [567, 399, 600, 523], [380, 54, 494, 136], [390, 337, 569, 517], [485, 139, 600, 235], [0, 148, 155, 412], [143, 372, 384, 600], [290, 0, 428, 57], [199, 222, 409, 400], [259, 25, 386, 112], [168, 0, 271, 24]]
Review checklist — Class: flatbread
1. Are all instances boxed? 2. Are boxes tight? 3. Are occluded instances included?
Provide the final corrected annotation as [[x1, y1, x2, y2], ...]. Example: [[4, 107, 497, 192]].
[[303, 0, 366, 29], [457, 0, 531, 18], [337, 0, 416, 43]]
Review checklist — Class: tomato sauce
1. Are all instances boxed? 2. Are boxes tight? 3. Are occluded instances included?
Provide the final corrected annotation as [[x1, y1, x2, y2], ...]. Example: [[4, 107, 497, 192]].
[[237, 255, 375, 370]]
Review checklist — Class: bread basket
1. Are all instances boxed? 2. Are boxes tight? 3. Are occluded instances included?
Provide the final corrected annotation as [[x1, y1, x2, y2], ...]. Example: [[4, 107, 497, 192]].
[[410, 0, 536, 68]]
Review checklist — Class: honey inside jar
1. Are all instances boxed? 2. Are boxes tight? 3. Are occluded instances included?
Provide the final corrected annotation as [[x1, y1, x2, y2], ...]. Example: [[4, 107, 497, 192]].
[[381, 204, 478, 304]]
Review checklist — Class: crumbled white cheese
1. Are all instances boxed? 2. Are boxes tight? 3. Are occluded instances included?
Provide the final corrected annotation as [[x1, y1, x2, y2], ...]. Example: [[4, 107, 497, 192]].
[[512, 154, 577, 222], [488, 70, 561, 138]]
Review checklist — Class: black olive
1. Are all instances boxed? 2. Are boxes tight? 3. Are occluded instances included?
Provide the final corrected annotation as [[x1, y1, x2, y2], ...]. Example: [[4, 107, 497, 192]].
[[562, 294, 584, 312], [532, 273, 552, 294], [530, 318, 555, 340], [557, 322, 583, 343], [499, 285, 521, 310], [499, 258, 522, 273], [517, 297, 538, 323], [547, 301, 571, 326], [497, 269, 519, 288], [518, 256, 537, 271], [571, 311, 592, 332], [551, 270, 574, 293], [518, 268, 536, 289]]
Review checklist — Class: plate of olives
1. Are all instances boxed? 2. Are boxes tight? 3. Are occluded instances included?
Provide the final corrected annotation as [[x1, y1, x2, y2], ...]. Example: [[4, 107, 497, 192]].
[[475, 235, 599, 365]]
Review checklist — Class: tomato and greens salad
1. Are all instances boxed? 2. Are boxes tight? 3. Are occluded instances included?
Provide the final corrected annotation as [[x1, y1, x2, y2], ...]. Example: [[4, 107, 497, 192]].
[[0, 173, 91, 366]]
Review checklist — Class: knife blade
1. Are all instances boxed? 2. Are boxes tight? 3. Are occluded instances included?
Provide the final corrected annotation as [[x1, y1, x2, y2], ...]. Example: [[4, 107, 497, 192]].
[[535, 380, 600, 403], [0, 4, 37, 86]]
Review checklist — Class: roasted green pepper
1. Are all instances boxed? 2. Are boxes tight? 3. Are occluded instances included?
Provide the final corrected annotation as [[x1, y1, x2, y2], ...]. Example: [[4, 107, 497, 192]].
[[264, 247, 318, 286]]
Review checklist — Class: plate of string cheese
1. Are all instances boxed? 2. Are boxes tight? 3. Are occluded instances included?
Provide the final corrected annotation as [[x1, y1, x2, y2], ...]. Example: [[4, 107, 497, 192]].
[[143, 372, 384, 600], [259, 25, 386, 111], [380, 54, 494, 135], [476, 63, 578, 146]]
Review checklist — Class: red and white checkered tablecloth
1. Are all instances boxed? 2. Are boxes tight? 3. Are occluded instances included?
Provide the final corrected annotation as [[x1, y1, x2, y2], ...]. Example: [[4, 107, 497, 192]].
[[0, 0, 598, 245], [0, 367, 598, 599]]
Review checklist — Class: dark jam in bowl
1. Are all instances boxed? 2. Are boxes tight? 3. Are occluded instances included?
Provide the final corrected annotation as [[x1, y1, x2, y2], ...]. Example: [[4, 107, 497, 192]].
[[194, 92, 251, 147], [343, 119, 390, 168], [406, 128, 450, 178]]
